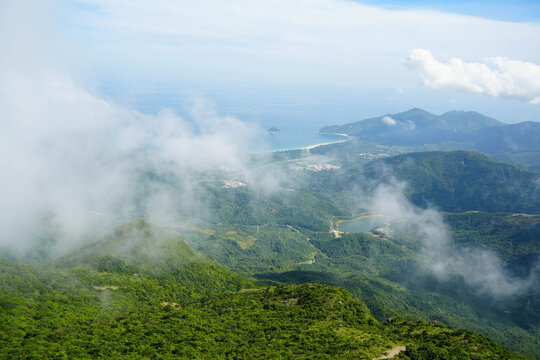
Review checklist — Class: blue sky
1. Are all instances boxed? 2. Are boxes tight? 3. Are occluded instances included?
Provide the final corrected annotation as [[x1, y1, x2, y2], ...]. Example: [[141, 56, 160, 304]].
[[71, 0, 540, 23], [11, 1, 540, 124], [354, 0, 540, 22]]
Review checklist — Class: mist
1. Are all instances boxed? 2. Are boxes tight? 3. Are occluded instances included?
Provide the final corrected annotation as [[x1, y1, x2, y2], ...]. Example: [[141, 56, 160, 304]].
[[0, 64, 270, 259], [367, 180, 539, 298], [0, 1, 300, 261], [0, 2, 268, 259]]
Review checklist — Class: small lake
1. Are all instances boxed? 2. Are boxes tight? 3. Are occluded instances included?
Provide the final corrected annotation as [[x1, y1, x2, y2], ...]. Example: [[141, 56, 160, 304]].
[[338, 216, 386, 233]]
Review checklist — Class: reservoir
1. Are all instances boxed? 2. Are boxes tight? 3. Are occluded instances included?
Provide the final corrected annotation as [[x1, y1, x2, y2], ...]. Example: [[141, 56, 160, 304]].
[[338, 215, 386, 233]]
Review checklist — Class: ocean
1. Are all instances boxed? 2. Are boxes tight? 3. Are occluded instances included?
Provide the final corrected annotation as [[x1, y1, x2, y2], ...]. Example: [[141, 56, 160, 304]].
[[264, 129, 347, 152], [99, 83, 363, 151]]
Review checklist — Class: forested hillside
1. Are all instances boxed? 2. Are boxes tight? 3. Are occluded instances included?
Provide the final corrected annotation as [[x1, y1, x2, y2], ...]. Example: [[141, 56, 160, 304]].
[[0, 223, 528, 359], [319, 108, 503, 146], [2, 149, 539, 358], [319, 109, 540, 171], [360, 151, 540, 213]]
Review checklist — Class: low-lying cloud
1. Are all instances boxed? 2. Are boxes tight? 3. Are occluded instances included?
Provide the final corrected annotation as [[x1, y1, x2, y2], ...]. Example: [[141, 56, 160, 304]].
[[405, 48, 540, 104], [368, 180, 538, 297], [381, 116, 396, 126], [0, 69, 265, 259], [0, 1, 290, 261]]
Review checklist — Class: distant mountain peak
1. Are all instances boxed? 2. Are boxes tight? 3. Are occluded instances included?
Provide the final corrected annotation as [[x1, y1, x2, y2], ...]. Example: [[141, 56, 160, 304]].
[[319, 108, 507, 144], [402, 107, 431, 114]]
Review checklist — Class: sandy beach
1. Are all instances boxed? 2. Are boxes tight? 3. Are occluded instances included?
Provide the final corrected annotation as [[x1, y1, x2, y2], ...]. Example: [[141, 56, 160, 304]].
[[274, 133, 350, 152], [298, 138, 349, 150]]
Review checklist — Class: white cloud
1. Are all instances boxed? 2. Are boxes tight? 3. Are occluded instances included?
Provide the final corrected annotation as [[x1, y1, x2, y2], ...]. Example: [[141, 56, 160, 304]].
[[381, 116, 396, 125], [406, 48, 540, 104], [0, 68, 265, 257], [70, 0, 540, 87], [368, 181, 538, 297], [0, 2, 280, 259]]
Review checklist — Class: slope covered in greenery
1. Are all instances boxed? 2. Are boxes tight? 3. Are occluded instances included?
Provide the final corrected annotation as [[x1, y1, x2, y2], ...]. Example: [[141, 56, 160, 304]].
[[2, 147, 540, 358], [319, 108, 503, 146], [181, 217, 539, 358], [1, 222, 532, 359], [444, 212, 540, 266], [0, 260, 525, 359], [319, 109, 540, 170], [360, 150, 540, 213]]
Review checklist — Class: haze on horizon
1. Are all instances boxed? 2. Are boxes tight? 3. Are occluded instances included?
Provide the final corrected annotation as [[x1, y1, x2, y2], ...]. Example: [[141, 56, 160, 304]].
[[1, 0, 540, 253], [3, 0, 540, 125], [1, 4, 539, 358]]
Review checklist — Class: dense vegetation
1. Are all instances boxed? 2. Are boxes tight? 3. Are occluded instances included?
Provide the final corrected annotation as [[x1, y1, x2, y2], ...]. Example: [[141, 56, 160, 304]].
[[360, 150, 540, 213], [320, 108, 503, 146], [444, 212, 540, 265], [2, 140, 540, 358], [179, 211, 539, 357], [0, 223, 528, 359], [319, 108, 540, 171]]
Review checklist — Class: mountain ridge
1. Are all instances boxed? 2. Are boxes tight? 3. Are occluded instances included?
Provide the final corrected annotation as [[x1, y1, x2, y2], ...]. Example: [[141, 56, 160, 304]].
[[0, 223, 529, 359], [320, 108, 505, 142]]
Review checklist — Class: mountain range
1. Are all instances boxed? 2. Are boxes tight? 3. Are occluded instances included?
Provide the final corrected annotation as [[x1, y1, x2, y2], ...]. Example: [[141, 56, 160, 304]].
[[2, 108, 540, 358], [320, 108, 540, 154]]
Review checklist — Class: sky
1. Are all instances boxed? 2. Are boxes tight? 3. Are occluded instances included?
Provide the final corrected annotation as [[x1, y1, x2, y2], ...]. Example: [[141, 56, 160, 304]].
[[48, 0, 539, 125], [355, 0, 540, 22], [1, 0, 538, 294], [5, 0, 540, 127]]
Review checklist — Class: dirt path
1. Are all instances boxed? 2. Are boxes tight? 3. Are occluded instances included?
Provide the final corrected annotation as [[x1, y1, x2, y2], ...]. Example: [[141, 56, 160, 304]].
[[372, 346, 406, 360]]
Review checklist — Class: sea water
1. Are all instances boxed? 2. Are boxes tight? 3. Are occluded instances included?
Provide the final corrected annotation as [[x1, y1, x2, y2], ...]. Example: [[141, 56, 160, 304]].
[[265, 129, 347, 152], [99, 83, 359, 151]]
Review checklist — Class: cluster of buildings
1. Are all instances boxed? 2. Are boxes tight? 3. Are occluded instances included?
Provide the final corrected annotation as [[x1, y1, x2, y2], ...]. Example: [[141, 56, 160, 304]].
[[357, 152, 390, 160], [304, 163, 341, 172], [222, 180, 247, 188]]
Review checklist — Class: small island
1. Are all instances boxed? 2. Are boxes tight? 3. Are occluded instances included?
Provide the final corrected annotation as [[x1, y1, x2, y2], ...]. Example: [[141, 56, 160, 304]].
[[267, 127, 281, 134]]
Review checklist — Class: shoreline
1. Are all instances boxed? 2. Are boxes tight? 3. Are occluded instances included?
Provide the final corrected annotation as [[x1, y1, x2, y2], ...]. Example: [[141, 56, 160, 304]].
[[273, 132, 350, 153], [335, 214, 388, 232], [337, 214, 387, 225]]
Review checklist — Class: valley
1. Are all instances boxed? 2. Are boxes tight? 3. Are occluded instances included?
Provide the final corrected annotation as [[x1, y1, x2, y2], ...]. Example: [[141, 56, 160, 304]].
[[3, 1, 540, 357], [2, 108, 539, 359]]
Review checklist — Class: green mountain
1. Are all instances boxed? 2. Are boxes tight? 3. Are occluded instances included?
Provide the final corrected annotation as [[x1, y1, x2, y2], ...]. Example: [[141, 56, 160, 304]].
[[319, 108, 503, 146], [191, 222, 539, 357], [157, 149, 540, 357], [470, 121, 540, 154], [438, 110, 504, 133], [359, 150, 540, 213], [319, 109, 540, 171], [3, 142, 540, 358], [1, 223, 526, 359]]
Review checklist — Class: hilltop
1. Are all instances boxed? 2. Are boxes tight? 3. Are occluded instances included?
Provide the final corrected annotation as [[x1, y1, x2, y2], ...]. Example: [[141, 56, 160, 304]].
[[319, 108, 503, 146], [318, 109, 540, 171], [360, 150, 540, 213], [0, 222, 528, 359]]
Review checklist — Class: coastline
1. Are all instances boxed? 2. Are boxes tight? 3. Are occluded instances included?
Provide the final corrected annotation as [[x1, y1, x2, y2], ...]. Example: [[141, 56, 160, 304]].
[[273, 132, 350, 153]]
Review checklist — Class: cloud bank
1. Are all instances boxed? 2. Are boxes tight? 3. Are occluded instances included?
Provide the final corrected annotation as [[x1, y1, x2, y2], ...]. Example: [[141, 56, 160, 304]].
[[0, 68, 264, 259], [69, 0, 540, 88], [0, 1, 290, 261], [381, 116, 396, 126], [406, 48, 540, 104], [368, 181, 538, 297]]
